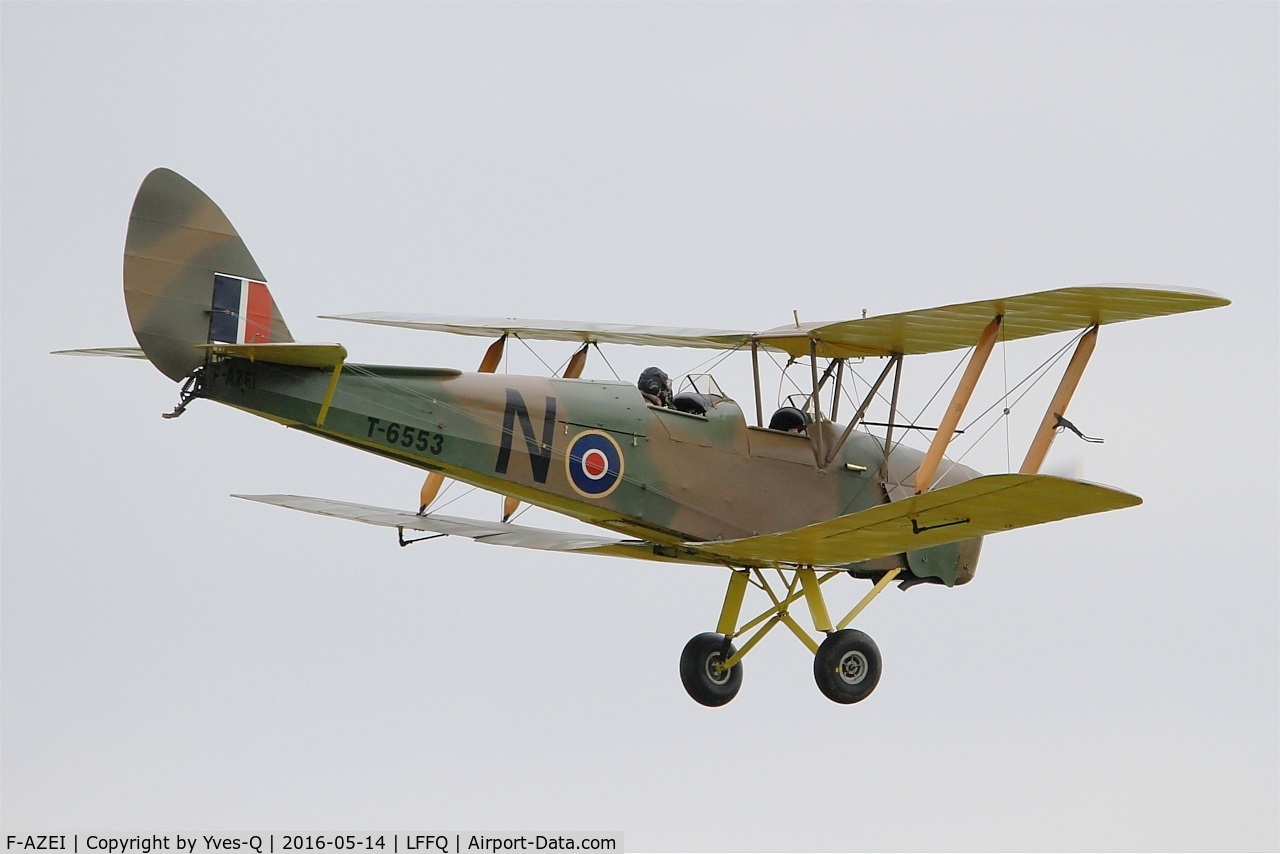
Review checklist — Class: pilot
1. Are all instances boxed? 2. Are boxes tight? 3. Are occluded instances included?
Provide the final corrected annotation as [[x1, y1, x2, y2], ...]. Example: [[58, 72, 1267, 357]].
[[638, 366, 673, 407]]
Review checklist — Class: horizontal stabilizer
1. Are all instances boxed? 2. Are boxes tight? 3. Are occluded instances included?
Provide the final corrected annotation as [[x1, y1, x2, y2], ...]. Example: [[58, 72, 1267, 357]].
[[195, 342, 347, 368], [690, 474, 1141, 567], [234, 494, 716, 565], [53, 347, 148, 359]]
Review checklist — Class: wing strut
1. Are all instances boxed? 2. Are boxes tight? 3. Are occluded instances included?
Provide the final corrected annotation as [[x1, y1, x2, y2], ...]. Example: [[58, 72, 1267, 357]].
[[750, 341, 764, 427], [809, 339, 826, 465], [823, 354, 901, 468], [1019, 325, 1098, 474], [419, 335, 507, 512], [881, 353, 904, 477], [914, 316, 1003, 493]]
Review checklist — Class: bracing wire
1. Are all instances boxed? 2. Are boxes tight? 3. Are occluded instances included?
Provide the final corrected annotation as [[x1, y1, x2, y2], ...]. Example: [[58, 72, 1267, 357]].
[[592, 343, 622, 380], [960, 329, 1083, 432], [933, 329, 1086, 482], [513, 335, 558, 376], [763, 348, 810, 407], [673, 343, 745, 386], [869, 329, 1085, 490], [908, 347, 970, 428], [425, 483, 481, 514]]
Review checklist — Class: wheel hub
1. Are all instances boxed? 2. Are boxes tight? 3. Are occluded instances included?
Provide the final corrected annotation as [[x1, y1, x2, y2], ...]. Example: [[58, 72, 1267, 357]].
[[838, 650, 868, 685], [704, 652, 731, 685]]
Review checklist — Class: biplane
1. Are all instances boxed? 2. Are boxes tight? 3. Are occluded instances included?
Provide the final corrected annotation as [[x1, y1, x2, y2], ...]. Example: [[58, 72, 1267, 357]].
[[65, 168, 1230, 706]]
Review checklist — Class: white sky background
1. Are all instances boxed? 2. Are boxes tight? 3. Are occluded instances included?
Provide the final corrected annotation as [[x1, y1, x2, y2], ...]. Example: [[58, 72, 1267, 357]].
[[2, 3, 1277, 850]]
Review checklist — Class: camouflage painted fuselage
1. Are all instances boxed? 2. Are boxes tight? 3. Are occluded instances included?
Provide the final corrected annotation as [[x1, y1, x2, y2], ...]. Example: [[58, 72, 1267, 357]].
[[203, 357, 979, 583]]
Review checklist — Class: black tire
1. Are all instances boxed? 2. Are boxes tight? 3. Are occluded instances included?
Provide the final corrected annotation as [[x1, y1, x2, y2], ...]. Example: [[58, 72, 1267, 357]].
[[679, 632, 743, 707], [813, 629, 882, 704]]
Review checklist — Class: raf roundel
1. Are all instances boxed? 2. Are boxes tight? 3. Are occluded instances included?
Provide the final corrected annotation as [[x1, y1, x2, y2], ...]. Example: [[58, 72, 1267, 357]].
[[566, 430, 625, 498]]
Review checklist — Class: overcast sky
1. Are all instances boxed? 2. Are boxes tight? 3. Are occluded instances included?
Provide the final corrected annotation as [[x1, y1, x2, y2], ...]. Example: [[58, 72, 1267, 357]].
[[3, 3, 1277, 851]]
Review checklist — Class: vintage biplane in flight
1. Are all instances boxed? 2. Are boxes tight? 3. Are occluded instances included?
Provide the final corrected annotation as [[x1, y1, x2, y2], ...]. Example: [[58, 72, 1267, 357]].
[[66, 168, 1230, 706]]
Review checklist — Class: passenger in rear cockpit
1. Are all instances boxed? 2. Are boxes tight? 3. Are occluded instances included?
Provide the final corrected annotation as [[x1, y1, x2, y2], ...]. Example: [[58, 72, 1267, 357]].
[[638, 366, 672, 408]]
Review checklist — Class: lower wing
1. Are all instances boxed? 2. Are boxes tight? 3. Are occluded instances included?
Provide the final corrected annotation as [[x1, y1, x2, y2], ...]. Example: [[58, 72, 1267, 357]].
[[238, 474, 1139, 570], [692, 474, 1140, 566], [234, 494, 717, 565]]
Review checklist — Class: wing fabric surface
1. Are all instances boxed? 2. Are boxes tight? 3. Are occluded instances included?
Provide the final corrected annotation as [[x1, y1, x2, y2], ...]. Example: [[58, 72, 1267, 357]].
[[758, 285, 1229, 358], [234, 494, 716, 565], [322, 313, 761, 351], [325, 285, 1227, 358], [691, 474, 1141, 566], [238, 474, 1138, 571]]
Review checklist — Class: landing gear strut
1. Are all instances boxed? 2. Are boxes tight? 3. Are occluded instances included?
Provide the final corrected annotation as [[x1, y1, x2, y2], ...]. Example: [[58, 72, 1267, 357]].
[[679, 566, 899, 706]]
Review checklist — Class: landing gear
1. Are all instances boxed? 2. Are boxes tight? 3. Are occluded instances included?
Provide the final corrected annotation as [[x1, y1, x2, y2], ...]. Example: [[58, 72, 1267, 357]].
[[682, 567, 900, 706], [814, 629, 882, 704], [679, 632, 742, 707]]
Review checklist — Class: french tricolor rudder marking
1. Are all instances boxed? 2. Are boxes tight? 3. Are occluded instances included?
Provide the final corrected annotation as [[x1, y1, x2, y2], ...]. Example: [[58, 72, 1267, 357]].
[[210, 273, 274, 344]]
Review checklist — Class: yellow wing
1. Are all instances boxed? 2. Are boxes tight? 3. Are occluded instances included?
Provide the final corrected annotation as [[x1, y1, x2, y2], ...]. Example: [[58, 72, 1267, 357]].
[[757, 284, 1229, 358], [688, 474, 1141, 567]]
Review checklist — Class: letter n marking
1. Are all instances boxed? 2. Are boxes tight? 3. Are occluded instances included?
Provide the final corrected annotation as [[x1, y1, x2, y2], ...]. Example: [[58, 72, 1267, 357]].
[[496, 389, 557, 483]]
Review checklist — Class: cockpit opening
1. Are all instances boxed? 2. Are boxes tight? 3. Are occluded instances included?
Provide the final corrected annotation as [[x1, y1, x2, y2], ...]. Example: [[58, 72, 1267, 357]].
[[672, 373, 728, 415], [768, 406, 810, 433]]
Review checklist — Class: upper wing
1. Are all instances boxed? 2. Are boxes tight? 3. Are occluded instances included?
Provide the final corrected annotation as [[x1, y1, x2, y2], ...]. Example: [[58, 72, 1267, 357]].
[[235, 494, 720, 566], [759, 284, 1229, 358], [688, 473, 1141, 567], [325, 285, 1227, 357], [321, 313, 762, 351]]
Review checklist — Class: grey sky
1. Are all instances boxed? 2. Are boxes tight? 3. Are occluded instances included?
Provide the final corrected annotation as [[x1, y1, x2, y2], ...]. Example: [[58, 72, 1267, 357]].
[[3, 2, 1277, 851]]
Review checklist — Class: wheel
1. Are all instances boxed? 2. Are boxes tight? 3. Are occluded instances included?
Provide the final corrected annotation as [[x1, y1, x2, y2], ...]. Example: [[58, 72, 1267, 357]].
[[813, 629, 882, 704], [679, 632, 743, 707]]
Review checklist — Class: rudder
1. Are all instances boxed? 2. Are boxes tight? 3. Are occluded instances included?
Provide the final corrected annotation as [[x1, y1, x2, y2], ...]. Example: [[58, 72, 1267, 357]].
[[124, 168, 292, 381]]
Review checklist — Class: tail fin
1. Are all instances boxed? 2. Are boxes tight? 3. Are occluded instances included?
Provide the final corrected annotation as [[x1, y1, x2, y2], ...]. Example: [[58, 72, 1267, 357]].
[[124, 168, 293, 381]]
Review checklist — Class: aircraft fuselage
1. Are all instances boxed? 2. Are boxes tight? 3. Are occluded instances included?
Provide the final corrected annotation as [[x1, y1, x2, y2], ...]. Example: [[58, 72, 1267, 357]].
[[203, 356, 980, 584]]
